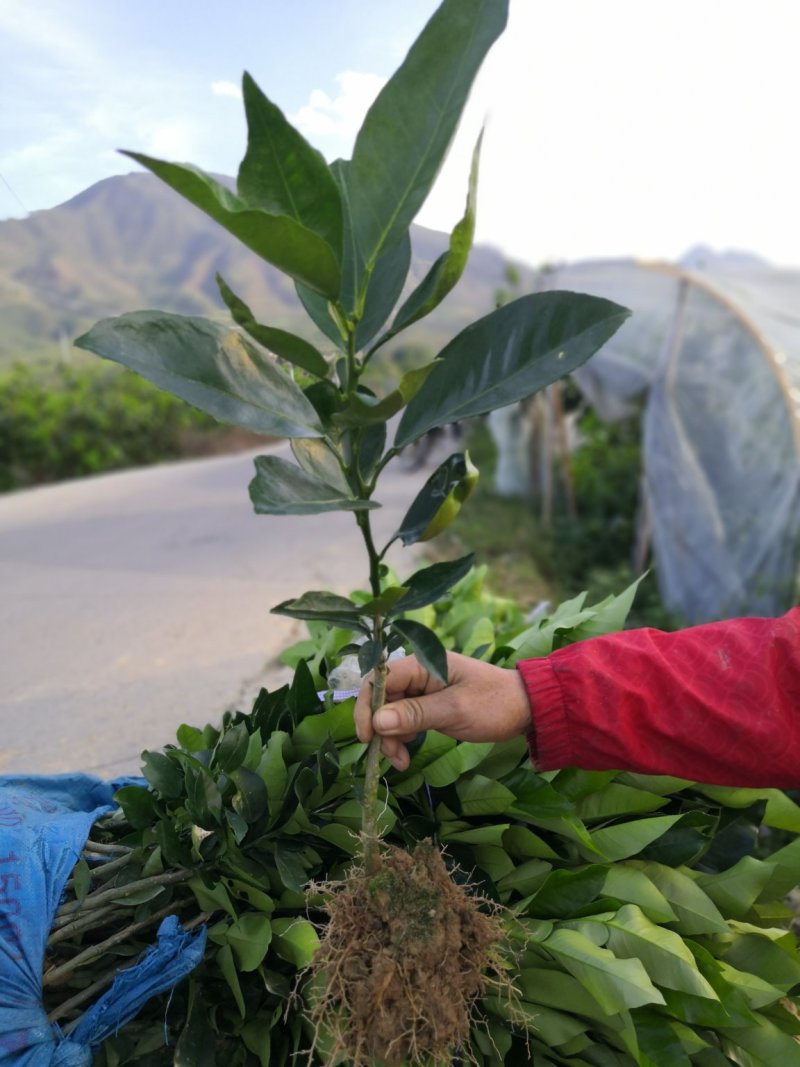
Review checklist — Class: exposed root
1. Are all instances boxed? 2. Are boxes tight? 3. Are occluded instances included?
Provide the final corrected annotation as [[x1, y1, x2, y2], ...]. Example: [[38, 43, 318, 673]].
[[305, 841, 519, 1067]]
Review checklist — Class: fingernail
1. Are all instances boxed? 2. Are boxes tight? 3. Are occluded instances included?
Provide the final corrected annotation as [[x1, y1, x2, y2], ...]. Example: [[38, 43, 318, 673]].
[[374, 708, 400, 732]]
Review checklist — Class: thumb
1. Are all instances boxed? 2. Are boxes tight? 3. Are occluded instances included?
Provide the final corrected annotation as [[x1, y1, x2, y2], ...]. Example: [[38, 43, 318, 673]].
[[372, 688, 458, 739]]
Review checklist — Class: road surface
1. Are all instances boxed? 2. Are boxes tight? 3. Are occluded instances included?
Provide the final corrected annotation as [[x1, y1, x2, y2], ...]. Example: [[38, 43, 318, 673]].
[[0, 442, 430, 778]]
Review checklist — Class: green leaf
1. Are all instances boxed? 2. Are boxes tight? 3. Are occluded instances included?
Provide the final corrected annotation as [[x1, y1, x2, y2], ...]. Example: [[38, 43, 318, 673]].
[[631, 1010, 694, 1067], [238, 71, 342, 256], [329, 158, 359, 313], [575, 783, 668, 822], [393, 452, 478, 545], [716, 960, 786, 1010], [440, 823, 508, 847], [518, 967, 610, 1022], [455, 774, 516, 816], [249, 454, 379, 515], [757, 836, 800, 900], [720, 1013, 800, 1066], [542, 927, 666, 1014], [722, 930, 800, 992], [288, 660, 323, 725], [497, 858, 553, 897], [71, 857, 91, 904], [295, 282, 345, 349], [606, 905, 719, 998], [333, 796, 396, 836], [141, 750, 183, 798], [290, 438, 349, 494], [274, 844, 308, 893], [141, 845, 164, 877], [347, 0, 507, 301], [356, 422, 387, 481], [502, 825, 560, 861], [391, 131, 483, 335], [231, 767, 268, 824], [628, 861, 729, 935], [271, 916, 320, 968], [216, 943, 246, 1016], [113, 784, 158, 829], [174, 985, 216, 1067], [241, 1020, 272, 1067], [76, 311, 324, 437], [185, 767, 223, 829], [316, 735, 341, 793], [603, 865, 678, 923], [423, 741, 493, 788], [122, 152, 340, 296], [570, 575, 645, 641], [258, 730, 290, 808], [391, 554, 475, 614], [334, 365, 433, 427], [695, 856, 777, 919], [474, 844, 515, 882], [271, 591, 371, 635], [213, 721, 250, 773], [391, 618, 448, 683], [359, 585, 410, 616], [530, 866, 609, 919], [226, 911, 273, 972], [395, 291, 631, 448], [216, 274, 329, 378], [358, 639, 383, 676], [588, 814, 684, 862], [356, 231, 411, 349], [698, 785, 800, 834], [176, 723, 208, 753], [290, 701, 357, 758]]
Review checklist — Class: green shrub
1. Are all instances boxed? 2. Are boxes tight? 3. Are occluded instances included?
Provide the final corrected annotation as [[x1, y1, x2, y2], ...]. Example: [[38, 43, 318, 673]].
[[0, 362, 221, 491]]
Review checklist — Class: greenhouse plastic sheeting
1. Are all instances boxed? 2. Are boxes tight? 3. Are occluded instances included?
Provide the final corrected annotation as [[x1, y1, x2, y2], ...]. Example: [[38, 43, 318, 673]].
[[542, 258, 800, 623], [0, 774, 205, 1066]]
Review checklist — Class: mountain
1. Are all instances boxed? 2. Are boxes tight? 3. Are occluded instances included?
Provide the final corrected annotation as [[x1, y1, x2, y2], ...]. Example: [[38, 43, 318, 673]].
[[0, 172, 535, 366]]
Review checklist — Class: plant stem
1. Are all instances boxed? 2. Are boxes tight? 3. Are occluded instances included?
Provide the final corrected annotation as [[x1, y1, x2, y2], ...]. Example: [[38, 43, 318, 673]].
[[48, 912, 212, 1027], [352, 497, 391, 873], [361, 661, 388, 875], [54, 868, 193, 920], [48, 905, 123, 945], [83, 839, 132, 856], [356, 509, 383, 599], [44, 902, 179, 987]]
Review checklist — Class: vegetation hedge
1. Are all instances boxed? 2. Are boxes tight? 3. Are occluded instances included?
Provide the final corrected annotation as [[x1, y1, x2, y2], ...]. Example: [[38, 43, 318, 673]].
[[0, 362, 222, 492]]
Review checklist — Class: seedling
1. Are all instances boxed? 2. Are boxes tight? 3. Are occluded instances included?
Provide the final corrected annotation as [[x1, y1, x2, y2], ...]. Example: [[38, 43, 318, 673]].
[[76, 1, 628, 1060]]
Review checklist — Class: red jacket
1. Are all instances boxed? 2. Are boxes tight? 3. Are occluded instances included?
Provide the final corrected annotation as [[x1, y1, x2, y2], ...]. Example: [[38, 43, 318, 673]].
[[516, 607, 800, 788]]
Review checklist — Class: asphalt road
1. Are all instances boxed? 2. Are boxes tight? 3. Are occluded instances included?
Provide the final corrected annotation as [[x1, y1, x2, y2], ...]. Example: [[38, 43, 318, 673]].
[[0, 442, 428, 778]]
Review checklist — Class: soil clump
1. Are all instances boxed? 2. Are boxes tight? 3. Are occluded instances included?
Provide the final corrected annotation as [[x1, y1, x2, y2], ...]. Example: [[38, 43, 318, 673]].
[[308, 841, 509, 1066]]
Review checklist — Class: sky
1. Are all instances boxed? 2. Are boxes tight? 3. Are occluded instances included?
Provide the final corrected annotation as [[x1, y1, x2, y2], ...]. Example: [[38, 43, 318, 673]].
[[1, 0, 799, 268]]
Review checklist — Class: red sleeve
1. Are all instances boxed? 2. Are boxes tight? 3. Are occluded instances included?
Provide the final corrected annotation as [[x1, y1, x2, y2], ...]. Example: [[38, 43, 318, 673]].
[[516, 607, 800, 788]]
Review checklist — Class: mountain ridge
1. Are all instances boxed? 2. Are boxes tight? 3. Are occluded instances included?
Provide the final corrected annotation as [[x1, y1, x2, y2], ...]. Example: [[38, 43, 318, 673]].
[[0, 172, 536, 365]]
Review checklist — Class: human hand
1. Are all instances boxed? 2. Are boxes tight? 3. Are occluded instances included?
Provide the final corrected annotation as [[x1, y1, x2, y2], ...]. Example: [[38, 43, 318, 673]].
[[354, 650, 531, 771]]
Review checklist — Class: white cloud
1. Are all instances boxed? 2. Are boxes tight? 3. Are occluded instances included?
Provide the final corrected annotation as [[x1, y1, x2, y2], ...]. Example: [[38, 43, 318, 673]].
[[144, 120, 201, 162], [291, 71, 386, 156], [211, 80, 242, 100]]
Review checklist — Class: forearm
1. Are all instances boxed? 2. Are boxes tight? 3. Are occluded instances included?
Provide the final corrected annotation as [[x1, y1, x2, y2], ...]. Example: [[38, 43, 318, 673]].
[[516, 607, 800, 788]]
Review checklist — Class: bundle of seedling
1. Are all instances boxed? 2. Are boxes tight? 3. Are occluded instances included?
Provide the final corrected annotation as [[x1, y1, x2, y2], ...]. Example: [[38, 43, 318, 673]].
[[46, 0, 800, 1063], [44, 575, 800, 1066]]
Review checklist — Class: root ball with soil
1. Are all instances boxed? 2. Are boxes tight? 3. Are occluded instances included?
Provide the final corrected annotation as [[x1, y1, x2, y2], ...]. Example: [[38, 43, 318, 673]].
[[307, 841, 512, 1067]]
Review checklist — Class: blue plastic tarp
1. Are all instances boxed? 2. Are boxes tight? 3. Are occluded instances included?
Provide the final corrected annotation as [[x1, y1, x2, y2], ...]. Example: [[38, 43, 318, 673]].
[[0, 774, 205, 1066]]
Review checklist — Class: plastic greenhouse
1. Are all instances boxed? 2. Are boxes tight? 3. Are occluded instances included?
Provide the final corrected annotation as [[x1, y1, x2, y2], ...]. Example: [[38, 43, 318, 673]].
[[538, 258, 800, 624]]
